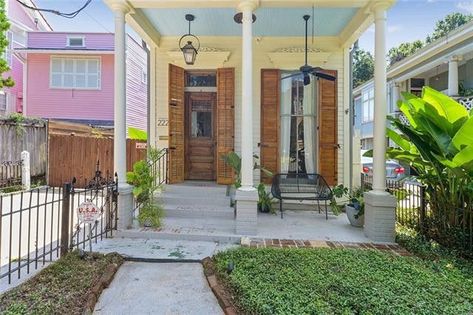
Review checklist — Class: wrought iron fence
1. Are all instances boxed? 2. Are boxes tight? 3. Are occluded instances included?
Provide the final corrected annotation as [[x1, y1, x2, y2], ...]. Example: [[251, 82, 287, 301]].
[[150, 148, 168, 187], [361, 174, 472, 253], [0, 160, 22, 189], [0, 162, 118, 284], [361, 174, 426, 229]]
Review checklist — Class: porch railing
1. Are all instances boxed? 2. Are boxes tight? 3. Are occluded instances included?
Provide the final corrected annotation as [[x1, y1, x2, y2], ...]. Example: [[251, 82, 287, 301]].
[[149, 148, 168, 187]]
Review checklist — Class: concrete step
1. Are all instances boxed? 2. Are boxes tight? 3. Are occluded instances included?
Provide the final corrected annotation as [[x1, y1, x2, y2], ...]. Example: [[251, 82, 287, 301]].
[[116, 229, 241, 244], [163, 204, 235, 219]]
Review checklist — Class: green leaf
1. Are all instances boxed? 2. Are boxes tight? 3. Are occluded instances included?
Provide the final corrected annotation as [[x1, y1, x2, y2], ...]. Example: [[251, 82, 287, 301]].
[[422, 86, 468, 127], [451, 116, 473, 151], [128, 127, 147, 140], [452, 145, 473, 171], [386, 128, 411, 151]]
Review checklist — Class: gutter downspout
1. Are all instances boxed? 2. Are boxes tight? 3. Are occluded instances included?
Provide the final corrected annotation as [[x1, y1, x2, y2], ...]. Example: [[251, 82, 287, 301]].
[[348, 40, 358, 190], [142, 40, 151, 151]]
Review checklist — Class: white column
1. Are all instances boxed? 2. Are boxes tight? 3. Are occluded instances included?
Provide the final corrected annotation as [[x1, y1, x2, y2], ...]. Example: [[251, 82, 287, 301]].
[[111, 2, 134, 230], [372, 4, 388, 193], [392, 83, 401, 112], [235, 0, 258, 236], [112, 4, 127, 185], [364, 2, 397, 243], [239, 1, 256, 191], [448, 56, 460, 96]]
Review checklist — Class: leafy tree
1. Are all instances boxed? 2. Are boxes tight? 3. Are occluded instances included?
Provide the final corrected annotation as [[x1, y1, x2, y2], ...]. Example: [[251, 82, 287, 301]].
[[0, 0, 14, 88], [353, 48, 374, 88], [387, 40, 424, 66], [426, 12, 473, 43]]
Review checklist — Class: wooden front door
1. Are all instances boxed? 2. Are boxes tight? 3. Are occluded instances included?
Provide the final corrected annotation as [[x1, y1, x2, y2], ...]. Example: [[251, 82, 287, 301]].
[[185, 92, 216, 180]]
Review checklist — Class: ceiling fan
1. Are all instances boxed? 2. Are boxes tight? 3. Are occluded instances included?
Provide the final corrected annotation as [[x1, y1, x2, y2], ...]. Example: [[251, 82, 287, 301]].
[[281, 15, 336, 85]]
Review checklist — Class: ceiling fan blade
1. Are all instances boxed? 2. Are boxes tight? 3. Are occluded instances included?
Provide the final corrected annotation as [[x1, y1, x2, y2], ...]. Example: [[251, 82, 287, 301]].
[[303, 73, 311, 86], [312, 71, 336, 81], [281, 72, 303, 81]]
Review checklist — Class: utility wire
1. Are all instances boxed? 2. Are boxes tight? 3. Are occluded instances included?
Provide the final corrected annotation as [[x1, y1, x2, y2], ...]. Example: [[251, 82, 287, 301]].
[[15, 0, 92, 19]]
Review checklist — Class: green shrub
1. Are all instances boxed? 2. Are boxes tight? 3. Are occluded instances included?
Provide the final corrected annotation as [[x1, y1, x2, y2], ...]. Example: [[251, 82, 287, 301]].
[[137, 201, 164, 227]]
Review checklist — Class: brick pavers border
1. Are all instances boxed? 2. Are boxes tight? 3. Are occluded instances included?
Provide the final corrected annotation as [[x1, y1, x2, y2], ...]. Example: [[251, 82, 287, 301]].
[[241, 238, 412, 256]]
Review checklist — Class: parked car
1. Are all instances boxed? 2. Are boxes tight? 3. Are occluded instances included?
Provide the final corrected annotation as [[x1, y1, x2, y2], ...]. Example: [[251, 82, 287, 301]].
[[360, 150, 407, 180]]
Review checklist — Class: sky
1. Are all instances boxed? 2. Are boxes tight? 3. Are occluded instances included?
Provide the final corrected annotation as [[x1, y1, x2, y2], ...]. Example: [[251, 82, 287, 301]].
[[34, 0, 473, 53]]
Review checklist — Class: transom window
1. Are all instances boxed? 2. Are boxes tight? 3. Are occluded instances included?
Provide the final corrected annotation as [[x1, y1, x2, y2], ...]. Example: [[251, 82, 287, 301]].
[[362, 88, 374, 123], [67, 36, 85, 47], [50, 57, 101, 89]]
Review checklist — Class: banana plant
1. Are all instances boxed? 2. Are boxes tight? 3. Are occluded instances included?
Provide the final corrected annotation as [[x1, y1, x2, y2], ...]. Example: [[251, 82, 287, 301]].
[[382, 87, 473, 233]]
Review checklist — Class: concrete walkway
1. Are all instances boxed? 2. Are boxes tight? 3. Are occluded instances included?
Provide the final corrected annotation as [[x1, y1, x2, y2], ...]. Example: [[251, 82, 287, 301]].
[[94, 262, 223, 315], [93, 237, 236, 260]]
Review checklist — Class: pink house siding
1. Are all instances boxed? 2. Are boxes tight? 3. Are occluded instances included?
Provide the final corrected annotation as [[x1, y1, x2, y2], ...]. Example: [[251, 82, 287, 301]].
[[24, 33, 147, 133], [126, 37, 147, 132], [26, 53, 114, 122], [1, 0, 52, 115], [27, 32, 114, 50]]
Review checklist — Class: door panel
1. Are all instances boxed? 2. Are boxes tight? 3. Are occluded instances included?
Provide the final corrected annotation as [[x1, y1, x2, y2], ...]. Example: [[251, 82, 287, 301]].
[[185, 92, 216, 180], [318, 70, 338, 186], [260, 69, 280, 184], [168, 64, 185, 184], [216, 68, 235, 185]]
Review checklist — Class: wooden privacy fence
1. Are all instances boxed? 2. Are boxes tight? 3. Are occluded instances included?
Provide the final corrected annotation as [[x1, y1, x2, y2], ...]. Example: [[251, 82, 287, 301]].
[[48, 134, 146, 187], [0, 120, 47, 178]]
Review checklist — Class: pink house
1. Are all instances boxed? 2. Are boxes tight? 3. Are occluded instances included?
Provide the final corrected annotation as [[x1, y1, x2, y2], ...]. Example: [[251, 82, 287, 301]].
[[18, 32, 148, 131], [1, 0, 52, 116]]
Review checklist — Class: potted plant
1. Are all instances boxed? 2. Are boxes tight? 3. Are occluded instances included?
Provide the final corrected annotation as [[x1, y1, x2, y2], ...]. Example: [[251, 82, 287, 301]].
[[331, 185, 365, 227], [257, 183, 274, 213], [222, 152, 273, 207]]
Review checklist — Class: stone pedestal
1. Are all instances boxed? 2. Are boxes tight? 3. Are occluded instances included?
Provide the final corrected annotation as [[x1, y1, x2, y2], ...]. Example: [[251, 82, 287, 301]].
[[235, 189, 258, 235], [364, 191, 397, 243], [117, 183, 134, 230]]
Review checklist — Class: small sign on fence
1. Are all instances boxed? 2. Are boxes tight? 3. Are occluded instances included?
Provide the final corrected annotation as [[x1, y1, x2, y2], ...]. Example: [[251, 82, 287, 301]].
[[77, 200, 101, 224], [136, 142, 147, 150]]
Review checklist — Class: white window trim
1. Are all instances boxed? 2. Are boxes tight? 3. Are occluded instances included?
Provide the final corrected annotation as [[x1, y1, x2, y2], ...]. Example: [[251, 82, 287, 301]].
[[66, 36, 86, 48], [5, 31, 13, 67], [0, 91, 7, 111], [361, 89, 374, 124], [141, 69, 147, 84], [49, 56, 102, 90]]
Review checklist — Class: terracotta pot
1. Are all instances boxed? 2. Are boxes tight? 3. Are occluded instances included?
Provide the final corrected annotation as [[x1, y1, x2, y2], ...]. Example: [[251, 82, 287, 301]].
[[345, 204, 364, 227]]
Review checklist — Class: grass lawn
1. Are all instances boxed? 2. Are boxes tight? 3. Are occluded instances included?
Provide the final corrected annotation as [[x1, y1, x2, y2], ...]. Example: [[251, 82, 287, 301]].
[[0, 251, 123, 315], [214, 246, 473, 315]]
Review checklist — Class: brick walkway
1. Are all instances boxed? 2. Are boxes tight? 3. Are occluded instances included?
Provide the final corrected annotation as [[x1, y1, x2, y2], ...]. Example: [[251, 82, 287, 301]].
[[242, 238, 412, 256]]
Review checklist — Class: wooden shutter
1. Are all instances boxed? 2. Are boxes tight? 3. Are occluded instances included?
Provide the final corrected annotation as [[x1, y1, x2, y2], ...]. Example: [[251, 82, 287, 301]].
[[260, 69, 280, 184], [318, 70, 338, 186], [168, 64, 185, 184], [216, 68, 235, 185]]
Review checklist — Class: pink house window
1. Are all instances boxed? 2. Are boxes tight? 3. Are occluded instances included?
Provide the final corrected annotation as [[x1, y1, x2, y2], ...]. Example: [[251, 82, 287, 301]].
[[50, 57, 101, 90]]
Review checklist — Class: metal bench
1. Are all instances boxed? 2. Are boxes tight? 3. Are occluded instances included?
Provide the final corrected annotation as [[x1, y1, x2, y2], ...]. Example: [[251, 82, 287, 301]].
[[271, 173, 333, 219]]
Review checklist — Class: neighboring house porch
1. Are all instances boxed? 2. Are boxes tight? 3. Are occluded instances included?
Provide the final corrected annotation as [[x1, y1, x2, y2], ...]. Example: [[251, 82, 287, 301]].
[[104, 0, 398, 243]]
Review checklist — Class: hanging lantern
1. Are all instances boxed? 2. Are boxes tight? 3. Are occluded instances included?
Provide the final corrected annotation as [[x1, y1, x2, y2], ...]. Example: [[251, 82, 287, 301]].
[[179, 14, 200, 65]]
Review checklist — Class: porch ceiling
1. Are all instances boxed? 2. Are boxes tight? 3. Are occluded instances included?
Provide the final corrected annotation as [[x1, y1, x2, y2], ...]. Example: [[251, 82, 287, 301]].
[[115, 0, 397, 48], [141, 7, 359, 37]]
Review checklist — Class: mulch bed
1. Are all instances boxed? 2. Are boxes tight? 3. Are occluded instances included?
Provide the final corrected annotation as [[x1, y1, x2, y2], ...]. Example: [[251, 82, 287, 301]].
[[0, 251, 124, 315], [202, 257, 240, 315]]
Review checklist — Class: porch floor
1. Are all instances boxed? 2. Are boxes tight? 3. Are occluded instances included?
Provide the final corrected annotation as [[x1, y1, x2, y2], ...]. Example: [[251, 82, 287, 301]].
[[140, 181, 372, 243]]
